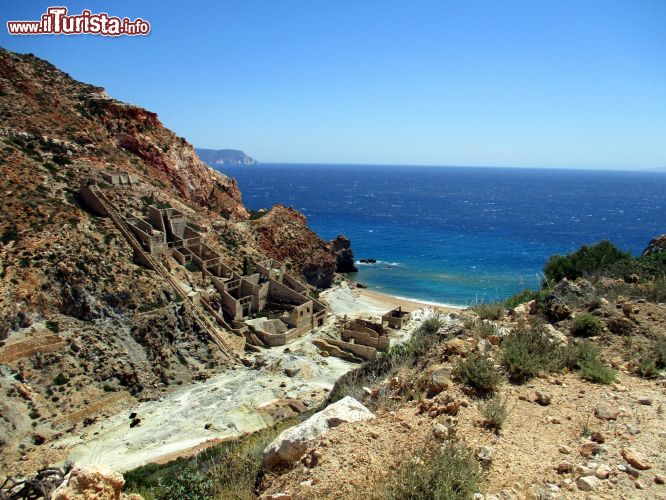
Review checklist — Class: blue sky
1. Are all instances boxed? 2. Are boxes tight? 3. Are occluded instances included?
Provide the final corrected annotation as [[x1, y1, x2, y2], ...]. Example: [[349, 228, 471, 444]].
[[1, 1, 665, 169]]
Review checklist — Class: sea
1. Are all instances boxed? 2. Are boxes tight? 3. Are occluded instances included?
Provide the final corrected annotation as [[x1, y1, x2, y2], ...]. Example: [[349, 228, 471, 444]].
[[216, 164, 666, 307]]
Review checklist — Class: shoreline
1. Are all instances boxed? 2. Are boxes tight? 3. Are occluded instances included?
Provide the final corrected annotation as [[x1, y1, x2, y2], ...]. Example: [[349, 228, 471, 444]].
[[322, 281, 463, 316], [355, 288, 463, 313]]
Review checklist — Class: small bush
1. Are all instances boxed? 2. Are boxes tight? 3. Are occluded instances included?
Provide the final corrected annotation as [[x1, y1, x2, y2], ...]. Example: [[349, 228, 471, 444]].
[[382, 440, 483, 500], [655, 335, 666, 369], [503, 288, 539, 309], [481, 393, 508, 433], [53, 373, 69, 386], [501, 326, 561, 382], [45, 321, 60, 333], [570, 342, 616, 384], [571, 313, 603, 338], [472, 303, 504, 321], [636, 350, 659, 379], [159, 470, 212, 500], [453, 353, 501, 395], [476, 321, 498, 339], [184, 261, 200, 273]]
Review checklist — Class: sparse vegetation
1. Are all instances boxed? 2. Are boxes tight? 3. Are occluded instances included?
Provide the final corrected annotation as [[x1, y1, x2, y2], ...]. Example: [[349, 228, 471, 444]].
[[471, 302, 504, 321], [481, 393, 509, 433], [45, 320, 60, 333], [381, 440, 483, 500], [571, 313, 604, 337], [453, 352, 501, 395], [566, 342, 616, 384], [501, 326, 561, 382]]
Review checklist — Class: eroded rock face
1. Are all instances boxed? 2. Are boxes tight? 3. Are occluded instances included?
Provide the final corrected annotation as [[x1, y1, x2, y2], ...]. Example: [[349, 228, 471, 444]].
[[262, 396, 374, 468], [250, 205, 343, 287], [330, 235, 358, 273], [642, 234, 666, 256]]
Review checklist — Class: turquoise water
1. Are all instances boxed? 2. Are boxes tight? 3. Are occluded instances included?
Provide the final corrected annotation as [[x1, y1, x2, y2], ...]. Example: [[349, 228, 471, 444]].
[[218, 164, 666, 306]]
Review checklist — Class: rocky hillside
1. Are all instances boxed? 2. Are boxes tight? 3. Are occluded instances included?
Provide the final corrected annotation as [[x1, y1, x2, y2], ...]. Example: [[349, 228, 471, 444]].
[[0, 48, 352, 477]]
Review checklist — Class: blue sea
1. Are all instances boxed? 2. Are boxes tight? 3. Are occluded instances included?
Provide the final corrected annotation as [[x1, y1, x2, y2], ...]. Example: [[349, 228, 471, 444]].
[[217, 164, 666, 307]]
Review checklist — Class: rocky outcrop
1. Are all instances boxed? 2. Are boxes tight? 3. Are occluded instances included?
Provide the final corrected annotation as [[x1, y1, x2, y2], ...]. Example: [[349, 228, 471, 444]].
[[262, 396, 374, 468], [642, 234, 666, 256], [250, 205, 341, 288], [330, 235, 358, 273], [51, 465, 141, 500]]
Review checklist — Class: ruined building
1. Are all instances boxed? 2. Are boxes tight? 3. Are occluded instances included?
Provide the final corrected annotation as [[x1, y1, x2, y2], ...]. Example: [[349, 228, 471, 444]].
[[80, 173, 328, 355]]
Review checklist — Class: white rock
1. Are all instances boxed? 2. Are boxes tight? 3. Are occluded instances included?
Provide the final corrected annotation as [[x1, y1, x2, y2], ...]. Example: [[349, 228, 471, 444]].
[[577, 476, 600, 491], [263, 396, 374, 468]]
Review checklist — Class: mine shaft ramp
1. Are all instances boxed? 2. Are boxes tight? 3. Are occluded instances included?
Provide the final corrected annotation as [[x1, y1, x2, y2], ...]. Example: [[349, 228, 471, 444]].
[[89, 186, 242, 364]]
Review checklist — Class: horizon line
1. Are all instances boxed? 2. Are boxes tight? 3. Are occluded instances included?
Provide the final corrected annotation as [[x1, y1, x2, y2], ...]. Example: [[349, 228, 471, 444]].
[[213, 161, 666, 173]]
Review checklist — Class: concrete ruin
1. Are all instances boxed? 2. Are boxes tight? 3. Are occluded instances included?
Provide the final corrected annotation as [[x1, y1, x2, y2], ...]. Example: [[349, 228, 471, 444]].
[[101, 170, 139, 186], [80, 173, 328, 352], [314, 319, 390, 361], [382, 306, 410, 329]]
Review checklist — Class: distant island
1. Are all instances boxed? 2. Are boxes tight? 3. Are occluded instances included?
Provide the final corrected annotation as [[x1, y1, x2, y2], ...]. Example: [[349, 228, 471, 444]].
[[195, 148, 257, 166]]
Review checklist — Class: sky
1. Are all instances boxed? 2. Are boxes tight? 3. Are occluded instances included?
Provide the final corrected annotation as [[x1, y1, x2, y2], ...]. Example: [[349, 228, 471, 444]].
[[1, 0, 665, 169]]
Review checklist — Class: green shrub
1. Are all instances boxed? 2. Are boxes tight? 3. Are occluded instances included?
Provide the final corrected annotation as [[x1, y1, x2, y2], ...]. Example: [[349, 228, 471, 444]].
[[636, 350, 659, 379], [503, 288, 539, 309], [53, 373, 68, 386], [184, 261, 200, 273], [501, 326, 561, 382], [569, 342, 616, 384], [544, 241, 630, 283], [249, 210, 268, 220], [476, 321, 497, 339], [159, 470, 212, 500], [45, 320, 60, 333], [453, 353, 501, 395], [655, 335, 666, 369], [472, 303, 504, 321], [603, 252, 666, 283], [382, 440, 483, 500], [571, 314, 604, 337], [481, 393, 508, 433]]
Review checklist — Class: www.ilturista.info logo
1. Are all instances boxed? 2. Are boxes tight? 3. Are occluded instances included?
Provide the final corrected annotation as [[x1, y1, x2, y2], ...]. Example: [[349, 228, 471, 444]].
[[7, 7, 151, 36]]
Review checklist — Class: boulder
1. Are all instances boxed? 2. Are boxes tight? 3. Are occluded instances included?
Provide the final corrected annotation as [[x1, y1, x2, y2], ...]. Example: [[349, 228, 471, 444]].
[[622, 448, 652, 470], [543, 295, 571, 322], [51, 465, 141, 500], [577, 476, 600, 491], [262, 396, 374, 468], [594, 404, 619, 421]]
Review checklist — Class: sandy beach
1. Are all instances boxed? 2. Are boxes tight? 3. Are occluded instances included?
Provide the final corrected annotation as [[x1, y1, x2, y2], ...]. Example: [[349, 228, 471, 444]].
[[321, 281, 462, 316]]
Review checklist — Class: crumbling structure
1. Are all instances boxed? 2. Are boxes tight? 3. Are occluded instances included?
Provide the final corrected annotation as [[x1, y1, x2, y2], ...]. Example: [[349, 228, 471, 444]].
[[382, 306, 410, 329], [314, 319, 390, 361], [80, 172, 328, 353]]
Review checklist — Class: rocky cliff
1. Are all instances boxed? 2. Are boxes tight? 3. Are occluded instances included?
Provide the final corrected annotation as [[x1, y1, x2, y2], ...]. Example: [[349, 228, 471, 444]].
[[0, 48, 353, 476]]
